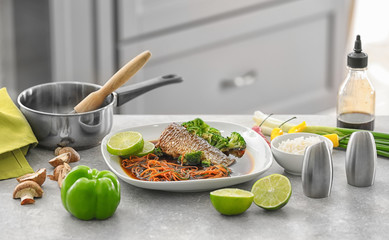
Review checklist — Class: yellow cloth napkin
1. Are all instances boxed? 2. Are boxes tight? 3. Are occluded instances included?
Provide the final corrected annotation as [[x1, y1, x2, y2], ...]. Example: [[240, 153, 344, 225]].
[[0, 88, 38, 180]]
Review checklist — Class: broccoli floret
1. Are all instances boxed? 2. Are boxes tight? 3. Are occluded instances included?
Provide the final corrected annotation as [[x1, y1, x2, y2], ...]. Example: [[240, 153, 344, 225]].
[[209, 134, 229, 152], [208, 127, 221, 136], [201, 132, 213, 143], [182, 118, 210, 138], [177, 150, 212, 167], [202, 127, 223, 144], [227, 132, 247, 158], [154, 147, 164, 157], [178, 151, 203, 166], [201, 159, 211, 167]]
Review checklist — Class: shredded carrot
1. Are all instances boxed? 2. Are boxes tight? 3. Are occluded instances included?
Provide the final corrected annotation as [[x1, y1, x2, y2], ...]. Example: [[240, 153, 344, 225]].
[[121, 153, 231, 181]]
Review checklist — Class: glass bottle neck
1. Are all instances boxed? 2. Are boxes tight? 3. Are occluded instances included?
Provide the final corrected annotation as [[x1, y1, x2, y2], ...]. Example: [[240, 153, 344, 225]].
[[346, 67, 368, 80]]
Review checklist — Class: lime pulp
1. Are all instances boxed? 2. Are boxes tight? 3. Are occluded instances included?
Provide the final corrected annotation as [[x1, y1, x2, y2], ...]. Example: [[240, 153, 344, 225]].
[[106, 131, 144, 156], [251, 174, 291, 210]]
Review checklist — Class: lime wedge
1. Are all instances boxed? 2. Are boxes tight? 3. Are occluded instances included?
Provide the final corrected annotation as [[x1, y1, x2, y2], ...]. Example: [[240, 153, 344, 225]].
[[251, 174, 291, 210], [210, 188, 254, 215], [107, 131, 144, 156], [136, 141, 155, 157]]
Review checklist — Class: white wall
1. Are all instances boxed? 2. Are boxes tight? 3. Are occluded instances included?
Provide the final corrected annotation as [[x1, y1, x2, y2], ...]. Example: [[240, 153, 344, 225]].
[[349, 0, 389, 115]]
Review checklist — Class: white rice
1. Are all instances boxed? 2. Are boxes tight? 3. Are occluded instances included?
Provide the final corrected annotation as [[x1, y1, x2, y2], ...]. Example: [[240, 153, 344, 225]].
[[277, 136, 322, 155]]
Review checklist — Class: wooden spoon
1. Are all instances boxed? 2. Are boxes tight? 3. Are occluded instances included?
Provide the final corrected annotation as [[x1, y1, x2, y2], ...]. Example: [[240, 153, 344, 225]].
[[73, 50, 151, 113]]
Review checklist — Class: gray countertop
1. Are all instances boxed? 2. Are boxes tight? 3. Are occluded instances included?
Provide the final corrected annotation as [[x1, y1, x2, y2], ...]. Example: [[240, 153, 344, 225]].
[[2, 115, 389, 240]]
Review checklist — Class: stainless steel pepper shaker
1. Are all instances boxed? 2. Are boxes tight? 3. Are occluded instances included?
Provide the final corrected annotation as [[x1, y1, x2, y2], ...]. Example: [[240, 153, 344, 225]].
[[302, 141, 333, 198], [345, 131, 376, 187]]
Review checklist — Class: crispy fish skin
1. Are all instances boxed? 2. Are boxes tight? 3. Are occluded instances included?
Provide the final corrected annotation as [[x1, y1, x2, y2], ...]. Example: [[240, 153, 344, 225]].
[[156, 123, 235, 167]]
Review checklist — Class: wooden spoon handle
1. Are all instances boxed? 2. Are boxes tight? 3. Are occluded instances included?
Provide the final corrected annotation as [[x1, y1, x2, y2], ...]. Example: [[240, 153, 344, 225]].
[[74, 50, 151, 113], [99, 50, 151, 96]]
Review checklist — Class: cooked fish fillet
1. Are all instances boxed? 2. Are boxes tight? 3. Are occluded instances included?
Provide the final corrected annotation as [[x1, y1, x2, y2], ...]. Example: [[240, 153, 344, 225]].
[[156, 123, 235, 166]]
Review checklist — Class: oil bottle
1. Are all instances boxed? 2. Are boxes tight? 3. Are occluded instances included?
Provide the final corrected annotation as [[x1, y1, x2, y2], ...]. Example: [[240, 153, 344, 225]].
[[337, 35, 375, 130]]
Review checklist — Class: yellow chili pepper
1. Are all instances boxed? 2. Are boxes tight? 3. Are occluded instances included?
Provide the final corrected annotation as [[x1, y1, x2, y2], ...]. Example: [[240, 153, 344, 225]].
[[271, 128, 283, 140], [288, 121, 307, 133], [323, 134, 339, 147]]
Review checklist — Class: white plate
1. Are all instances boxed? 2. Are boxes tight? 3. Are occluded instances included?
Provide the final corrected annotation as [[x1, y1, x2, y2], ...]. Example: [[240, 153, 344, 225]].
[[101, 121, 273, 192]]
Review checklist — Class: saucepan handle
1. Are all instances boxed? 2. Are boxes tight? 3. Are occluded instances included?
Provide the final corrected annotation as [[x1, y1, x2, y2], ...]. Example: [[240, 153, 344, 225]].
[[115, 74, 183, 107]]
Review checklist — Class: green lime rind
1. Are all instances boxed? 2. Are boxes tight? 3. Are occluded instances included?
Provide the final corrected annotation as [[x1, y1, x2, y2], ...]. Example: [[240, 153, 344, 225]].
[[251, 174, 292, 211], [136, 141, 155, 157], [210, 188, 254, 215]]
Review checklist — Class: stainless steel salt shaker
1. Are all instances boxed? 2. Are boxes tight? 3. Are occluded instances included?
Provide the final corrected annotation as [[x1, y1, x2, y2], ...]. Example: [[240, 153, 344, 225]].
[[302, 141, 333, 198], [345, 131, 376, 187]]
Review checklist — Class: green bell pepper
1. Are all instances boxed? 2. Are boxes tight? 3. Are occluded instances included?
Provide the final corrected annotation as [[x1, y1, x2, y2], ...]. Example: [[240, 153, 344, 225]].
[[61, 165, 121, 220]]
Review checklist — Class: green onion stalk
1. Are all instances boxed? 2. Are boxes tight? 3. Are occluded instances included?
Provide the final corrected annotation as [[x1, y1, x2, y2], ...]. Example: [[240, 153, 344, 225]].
[[253, 111, 389, 158]]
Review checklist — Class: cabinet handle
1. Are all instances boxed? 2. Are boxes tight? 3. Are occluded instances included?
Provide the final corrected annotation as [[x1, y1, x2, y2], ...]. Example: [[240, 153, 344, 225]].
[[220, 70, 257, 89]]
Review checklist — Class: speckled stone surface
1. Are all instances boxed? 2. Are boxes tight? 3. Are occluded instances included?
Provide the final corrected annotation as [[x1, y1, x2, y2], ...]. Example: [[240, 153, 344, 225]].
[[1, 115, 389, 240]]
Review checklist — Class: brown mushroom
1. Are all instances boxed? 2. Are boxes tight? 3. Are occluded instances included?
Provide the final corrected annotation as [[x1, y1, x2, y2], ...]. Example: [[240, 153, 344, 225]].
[[16, 168, 47, 186], [54, 147, 62, 156], [48, 163, 71, 188], [48, 152, 71, 167], [13, 181, 43, 205], [54, 147, 80, 163]]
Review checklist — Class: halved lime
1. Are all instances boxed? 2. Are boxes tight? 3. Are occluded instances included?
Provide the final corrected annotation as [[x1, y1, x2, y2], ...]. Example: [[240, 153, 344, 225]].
[[251, 174, 291, 210], [107, 131, 144, 156], [136, 141, 155, 157], [210, 188, 254, 215]]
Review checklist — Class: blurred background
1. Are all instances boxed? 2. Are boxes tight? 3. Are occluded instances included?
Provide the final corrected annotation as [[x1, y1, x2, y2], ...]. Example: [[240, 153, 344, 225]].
[[0, 0, 388, 115]]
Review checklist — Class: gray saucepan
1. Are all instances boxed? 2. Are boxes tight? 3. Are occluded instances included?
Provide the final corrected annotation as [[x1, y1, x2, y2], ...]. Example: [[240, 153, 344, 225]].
[[17, 74, 183, 150]]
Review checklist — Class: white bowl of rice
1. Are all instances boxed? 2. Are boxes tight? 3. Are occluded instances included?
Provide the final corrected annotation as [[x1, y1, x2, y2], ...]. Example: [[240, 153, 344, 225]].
[[271, 132, 333, 175]]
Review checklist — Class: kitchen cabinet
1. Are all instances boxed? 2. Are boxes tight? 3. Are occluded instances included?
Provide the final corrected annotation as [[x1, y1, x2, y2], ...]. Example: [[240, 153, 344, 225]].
[[120, 13, 329, 114], [50, 0, 352, 114]]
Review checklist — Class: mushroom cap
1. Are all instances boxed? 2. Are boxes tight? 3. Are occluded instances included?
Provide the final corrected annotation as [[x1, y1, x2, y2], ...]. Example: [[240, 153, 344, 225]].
[[54, 147, 62, 156], [16, 168, 47, 186], [48, 152, 71, 167], [57, 147, 80, 163], [13, 181, 44, 198]]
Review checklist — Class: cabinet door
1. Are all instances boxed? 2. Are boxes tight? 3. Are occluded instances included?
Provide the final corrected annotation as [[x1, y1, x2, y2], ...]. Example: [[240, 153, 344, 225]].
[[118, 0, 274, 40]]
